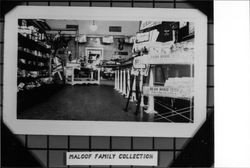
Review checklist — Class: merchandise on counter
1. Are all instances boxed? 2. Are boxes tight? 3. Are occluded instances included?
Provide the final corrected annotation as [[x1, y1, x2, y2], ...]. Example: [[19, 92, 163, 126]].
[[124, 36, 135, 44], [78, 35, 87, 43], [102, 36, 114, 44], [40, 77, 53, 84], [29, 71, 39, 78], [17, 82, 25, 91]]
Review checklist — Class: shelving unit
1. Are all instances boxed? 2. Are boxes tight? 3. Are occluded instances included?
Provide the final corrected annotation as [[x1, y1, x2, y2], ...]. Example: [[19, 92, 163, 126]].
[[131, 21, 194, 122], [18, 33, 51, 53], [17, 19, 52, 92]]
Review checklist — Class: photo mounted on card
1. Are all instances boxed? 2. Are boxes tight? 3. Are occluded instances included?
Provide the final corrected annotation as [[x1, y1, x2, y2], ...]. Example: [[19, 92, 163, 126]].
[[3, 6, 207, 137]]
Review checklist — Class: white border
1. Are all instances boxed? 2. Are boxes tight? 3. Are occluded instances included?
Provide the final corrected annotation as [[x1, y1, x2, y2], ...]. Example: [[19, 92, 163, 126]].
[[3, 6, 207, 137]]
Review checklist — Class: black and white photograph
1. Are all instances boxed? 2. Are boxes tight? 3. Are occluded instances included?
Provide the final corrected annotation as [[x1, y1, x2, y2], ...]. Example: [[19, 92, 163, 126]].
[[17, 19, 195, 123], [3, 6, 207, 137]]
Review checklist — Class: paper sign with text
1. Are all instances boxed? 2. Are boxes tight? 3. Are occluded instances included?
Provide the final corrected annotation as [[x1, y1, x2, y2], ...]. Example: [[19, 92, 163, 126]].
[[142, 52, 194, 65], [143, 86, 193, 99], [66, 151, 158, 166], [133, 56, 146, 69]]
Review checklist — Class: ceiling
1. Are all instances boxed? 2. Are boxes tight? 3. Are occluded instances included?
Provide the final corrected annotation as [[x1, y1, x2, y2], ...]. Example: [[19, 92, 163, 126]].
[[45, 19, 140, 36]]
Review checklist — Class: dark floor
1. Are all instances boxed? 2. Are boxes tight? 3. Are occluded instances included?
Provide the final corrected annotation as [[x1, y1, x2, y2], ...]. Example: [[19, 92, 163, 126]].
[[17, 83, 139, 121]]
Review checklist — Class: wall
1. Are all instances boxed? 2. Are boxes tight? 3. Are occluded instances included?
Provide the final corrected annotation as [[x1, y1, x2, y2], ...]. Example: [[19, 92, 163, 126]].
[[46, 20, 140, 36], [46, 20, 137, 60], [78, 37, 133, 60], [0, 0, 214, 167]]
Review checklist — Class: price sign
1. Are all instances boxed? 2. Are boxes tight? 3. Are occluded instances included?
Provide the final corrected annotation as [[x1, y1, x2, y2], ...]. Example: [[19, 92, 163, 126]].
[[133, 56, 146, 69]]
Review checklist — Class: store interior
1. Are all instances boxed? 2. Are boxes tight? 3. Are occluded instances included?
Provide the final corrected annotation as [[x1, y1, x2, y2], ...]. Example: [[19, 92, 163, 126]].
[[17, 19, 195, 122]]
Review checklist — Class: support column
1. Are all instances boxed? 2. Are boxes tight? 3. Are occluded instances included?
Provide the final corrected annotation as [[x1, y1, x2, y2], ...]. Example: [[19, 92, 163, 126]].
[[130, 75, 136, 102], [71, 67, 74, 85], [140, 71, 145, 107], [117, 69, 120, 91], [125, 69, 130, 98], [97, 69, 100, 85], [116, 70, 118, 90], [90, 71, 93, 80], [139, 71, 145, 121], [122, 69, 126, 95], [119, 69, 123, 93], [145, 66, 156, 121], [114, 70, 117, 90]]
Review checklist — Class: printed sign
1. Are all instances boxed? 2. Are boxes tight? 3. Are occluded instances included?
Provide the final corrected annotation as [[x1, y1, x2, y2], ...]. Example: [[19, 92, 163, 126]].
[[66, 151, 158, 166], [140, 21, 162, 30], [143, 85, 193, 99], [136, 32, 150, 43], [142, 51, 194, 65], [133, 56, 146, 69]]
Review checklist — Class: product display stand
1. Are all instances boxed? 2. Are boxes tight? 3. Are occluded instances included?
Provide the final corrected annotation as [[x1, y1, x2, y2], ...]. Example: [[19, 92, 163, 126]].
[[65, 63, 101, 85], [145, 66, 157, 121], [115, 22, 195, 122], [17, 19, 52, 92], [129, 22, 195, 122]]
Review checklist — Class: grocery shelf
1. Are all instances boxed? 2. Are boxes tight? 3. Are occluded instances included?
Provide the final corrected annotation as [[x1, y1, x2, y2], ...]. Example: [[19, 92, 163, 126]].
[[18, 62, 49, 71], [18, 33, 51, 54], [18, 50, 49, 63], [18, 76, 50, 83]]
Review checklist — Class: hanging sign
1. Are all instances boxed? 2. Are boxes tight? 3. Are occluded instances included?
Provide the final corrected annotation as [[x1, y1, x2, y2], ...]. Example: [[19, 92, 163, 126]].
[[133, 56, 146, 69], [140, 21, 162, 31], [141, 65, 149, 76], [136, 32, 150, 43], [66, 151, 158, 166], [132, 57, 149, 76]]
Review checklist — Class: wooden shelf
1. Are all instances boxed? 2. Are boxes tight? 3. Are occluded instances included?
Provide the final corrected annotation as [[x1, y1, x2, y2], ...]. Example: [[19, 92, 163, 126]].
[[18, 62, 49, 71], [18, 76, 50, 83], [18, 33, 51, 54], [26, 19, 51, 33], [18, 50, 49, 63]]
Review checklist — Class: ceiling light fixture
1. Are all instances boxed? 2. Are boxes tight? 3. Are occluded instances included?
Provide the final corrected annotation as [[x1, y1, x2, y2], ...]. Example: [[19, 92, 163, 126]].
[[90, 20, 98, 32]]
